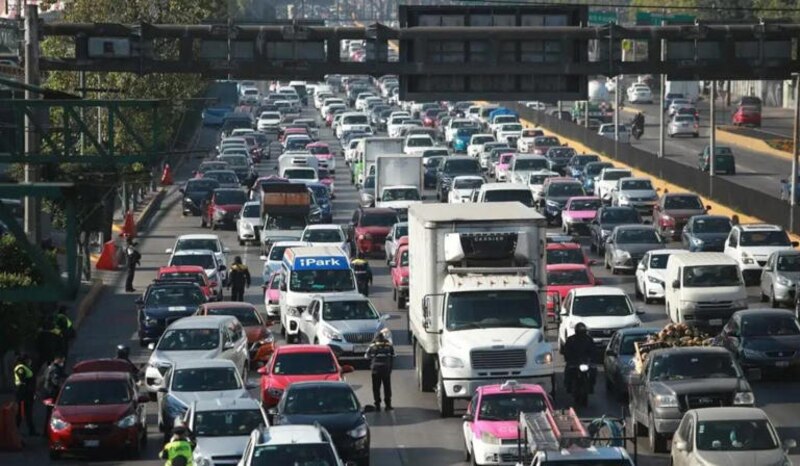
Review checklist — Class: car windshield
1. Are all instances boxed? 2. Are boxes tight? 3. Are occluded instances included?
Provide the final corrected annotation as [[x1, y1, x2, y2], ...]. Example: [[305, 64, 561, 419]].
[[220, 156, 248, 167], [272, 352, 336, 375], [454, 178, 483, 189], [160, 272, 206, 286], [215, 190, 247, 205], [649, 254, 671, 269], [206, 306, 260, 326], [206, 172, 238, 184], [499, 154, 514, 164], [693, 217, 731, 234], [620, 333, 655, 355], [364, 176, 375, 189], [284, 169, 316, 180], [290, 269, 355, 293], [547, 148, 575, 159], [535, 137, 559, 146], [600, 208, 639, 225], [445, 159, 481, 174], [194, 409, 264, 437], [265, 215, 306, 230], [407, 136, 434, 147], [547, 248, 584, 265], [457, 128, 478, 137], [569, 199, 601, 211], [308, 185, 330, 201], [286, 139, 311, 151], [620, 180, 653, 191], [478, 393, 548, 421], [571, 295, 632, 317], [740, 230, 791, 247], [664, 195, 704, 210], [283, 386, 359, 415], [530, 173, 555, 185], [603, 170, 631, 181], [473, 136, 494, 144], [302, 229, 343, 243], [696, 419, 778, 451], [176, 239, 219, 252], [674, 116, 695, 123], [171, 254, 215, 269], [58, 380, 130, 406], [585, 163, 613, 177], [251, 444, 337, 466], [777, 254, 800, 272], [186, 180, 219, 192], [145, 287, 206, 307], [172, 367, 241, 391], [683, 265, 741, 287], [547, 183, 584, 197], [158, 329, 220, 351], [423, 150, 449, 157], [616, 228, 660, 244], [382, 188, 420, 201], [741, 315, 800, 337], [502, 124, 522, 131], [446, 290, 542, 331], [260, 112, 280, 119], [322, 300, 378, 320], [343, 115, 368, 125], [515, 159, 548, 171], [547, 269, 590, 285], [361, 212, 398, 227], [650, 352, 738, 381], [483, 190, 534, 206], [199, 163, 227, 173], [242, 204, 260, 218], [571, 155, 600, 167]]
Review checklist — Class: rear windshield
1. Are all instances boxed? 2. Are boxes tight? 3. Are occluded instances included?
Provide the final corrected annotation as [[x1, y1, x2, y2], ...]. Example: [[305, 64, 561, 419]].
[[568, 198, 601, 211], [361, 212, 398, 227], [547, 269, 590, 285], [215, 190, 247, 205], [483, 190, 534, 206], [664, 195, 704, 210], [58, 380, 130, 406], [602, 170, 632, 181], [546, 248, 584, 265], [514, 159, 548, 171]]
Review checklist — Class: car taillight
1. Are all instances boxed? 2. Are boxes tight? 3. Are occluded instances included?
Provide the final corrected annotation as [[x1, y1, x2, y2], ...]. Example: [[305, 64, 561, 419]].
[[660, 215, 675, 227]]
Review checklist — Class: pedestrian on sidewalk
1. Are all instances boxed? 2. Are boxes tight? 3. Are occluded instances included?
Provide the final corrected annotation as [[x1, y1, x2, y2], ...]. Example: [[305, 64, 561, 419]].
[[13, 353, 36, 436], [228, 256, 251, 301], [41, 354, 67, 431], [125, 239, 141, 293], [365, 331, 395, 412]]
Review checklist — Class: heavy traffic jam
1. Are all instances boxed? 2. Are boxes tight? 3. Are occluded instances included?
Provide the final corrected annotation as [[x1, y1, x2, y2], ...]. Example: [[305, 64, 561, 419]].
[[38, 60, 800, 466]]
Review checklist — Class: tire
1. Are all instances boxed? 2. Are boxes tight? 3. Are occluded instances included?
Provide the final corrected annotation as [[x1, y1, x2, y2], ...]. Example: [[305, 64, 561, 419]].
[[770, 288, 779, 309], [649, 411, 668, 453], [464, 441, 472, 461], [239, 238, 244, 246], [392, 288, 397, 302], [437, 372, 455, 418], [397, 294, 406, 309], [634, 281, 643, 300], [200, 217, 207, 228], [416, 342, 436, 392], [49, 451, 61, 461], [211, 221, 217, 231], [761, 290, 768, 302], [604, 254, 610, 270]]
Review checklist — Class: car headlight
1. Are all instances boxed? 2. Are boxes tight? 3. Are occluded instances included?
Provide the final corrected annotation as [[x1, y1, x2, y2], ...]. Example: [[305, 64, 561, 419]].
[[653, 394, 679, 408], [347, 422, 369, 438], [286, 306, 302, 317], [441, 356, 465, 368], [535, 352, 553, 365], [617, 196, 630, 205], [734, 391, 755, 405], [481, 431, 501, 445], [546, 200, 559, 208], [322, 326, 342, 341], [241, 221, 254, 231], [690, 237, 704, 246], [647, 275, 664, 286], [193, 451, 214, 466], [267, 387, 284, 399], [616, 250, 631, 259], [742, 348, 764, 359], [777, 275, 792, 286], [680, 300, 698, 311], [258, 334, 275, 345], [601, 229, 611, 238], [50, 414, 70, 431], [741, 251, 754, 265], [116, 414, 138, 429]]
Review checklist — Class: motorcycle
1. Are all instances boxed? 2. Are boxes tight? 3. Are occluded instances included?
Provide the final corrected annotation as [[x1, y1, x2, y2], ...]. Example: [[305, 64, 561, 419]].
[[567, 363, 596, 407], [630, 119, 644, 140], [354, 270, 370, 296]]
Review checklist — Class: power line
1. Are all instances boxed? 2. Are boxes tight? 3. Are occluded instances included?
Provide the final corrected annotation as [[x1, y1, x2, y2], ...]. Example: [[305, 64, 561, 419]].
[[449, 0, 800, 13]]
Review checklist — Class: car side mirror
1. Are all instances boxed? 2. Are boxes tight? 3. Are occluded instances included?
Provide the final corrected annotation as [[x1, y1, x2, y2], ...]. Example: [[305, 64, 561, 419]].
[[147, 342, 155, 350], [302, 313, 314, 322], [279, 282, 287, 292], [706, 205, 712, 211], [218, 265, 226, 271], [223, 247, 231, 253], [223, 341, 235, 350], [362, 405, 376, 413], [43, 398, 55, 407], [389, 261, 396, 267], [259, 255, 268, 261], [636, 263, 645, 271], [157, 386, 168, 393], [462, 413, 474, 422], [674, 440, 688, 452], [341, 365, 355, 374], [628, 372, 643, 386], [135, 297, 144, 306], [636, 309, 646, 316], [783, 439, 797, 452], [257, 366, 268, 375], [672, 279, 681, 289]]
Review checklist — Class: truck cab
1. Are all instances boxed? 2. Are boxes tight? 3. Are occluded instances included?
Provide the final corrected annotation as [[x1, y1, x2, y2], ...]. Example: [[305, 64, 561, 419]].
[[408, 203, 553, 417]]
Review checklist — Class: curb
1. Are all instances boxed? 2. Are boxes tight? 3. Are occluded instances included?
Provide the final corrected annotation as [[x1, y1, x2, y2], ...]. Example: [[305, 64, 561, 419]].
[[73, 278, 104, 330], [715, 126, 792, 161], [135, 188, 167, 231]]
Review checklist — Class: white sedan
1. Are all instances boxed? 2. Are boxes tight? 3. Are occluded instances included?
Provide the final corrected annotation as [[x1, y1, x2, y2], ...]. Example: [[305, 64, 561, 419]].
[[448, 176, 484, 203], [634, 249, 683, 304], [236, 201, 262, 246]]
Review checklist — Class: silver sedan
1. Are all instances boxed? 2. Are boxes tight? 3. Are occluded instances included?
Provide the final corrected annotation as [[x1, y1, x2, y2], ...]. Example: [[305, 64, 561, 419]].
[[760, 250, 800, 307], [667, 115, 699, 138]]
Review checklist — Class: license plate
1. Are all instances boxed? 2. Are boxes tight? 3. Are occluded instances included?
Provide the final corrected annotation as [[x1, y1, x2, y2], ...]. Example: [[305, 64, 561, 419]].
[[354, 345, 368, 353], [709, 319, 723, 326], [776, 361, 790, 368], [83, 440, 100, 448]]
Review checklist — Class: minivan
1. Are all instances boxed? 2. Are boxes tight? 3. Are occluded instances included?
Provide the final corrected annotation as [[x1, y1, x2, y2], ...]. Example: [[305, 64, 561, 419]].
[[664, 252, 748, 329]]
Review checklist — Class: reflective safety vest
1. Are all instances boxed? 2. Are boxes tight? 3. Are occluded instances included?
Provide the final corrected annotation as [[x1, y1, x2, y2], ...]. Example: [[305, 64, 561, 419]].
[[13, 363, 33, 387], [55, 313, 73, 330], [162, 439, 193, 466]]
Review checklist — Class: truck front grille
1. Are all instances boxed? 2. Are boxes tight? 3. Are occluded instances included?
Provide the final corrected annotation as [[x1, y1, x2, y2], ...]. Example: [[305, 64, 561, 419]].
[[681, 392, 732, 411], [471, 349, 527, 370]]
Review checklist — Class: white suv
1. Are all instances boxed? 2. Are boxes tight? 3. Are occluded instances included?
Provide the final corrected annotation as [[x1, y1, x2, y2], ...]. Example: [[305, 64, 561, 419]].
[[634, 249, 684, 304], [557, 287, 643, 353], [237, 424, 349, 466], [724, 223, 798, 285]]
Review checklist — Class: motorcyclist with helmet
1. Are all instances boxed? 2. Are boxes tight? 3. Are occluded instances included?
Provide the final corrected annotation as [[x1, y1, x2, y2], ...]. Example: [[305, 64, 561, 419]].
[[563, 322, 597, 395]]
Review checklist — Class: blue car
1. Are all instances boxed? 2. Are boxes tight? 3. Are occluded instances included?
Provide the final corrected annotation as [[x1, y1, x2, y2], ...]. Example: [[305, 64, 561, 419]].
[[580, 161, 614, 194], [307, 183, 333, 223], [136, 282, 207, 346], [202, 106, 233, 126], [681, 215, 732, 252], [453, 127, 479, 153], [566, 154, 601, 179]]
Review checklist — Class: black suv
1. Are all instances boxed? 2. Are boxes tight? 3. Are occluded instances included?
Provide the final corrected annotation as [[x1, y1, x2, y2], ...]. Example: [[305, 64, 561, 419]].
[[436, 156, 483, 202]]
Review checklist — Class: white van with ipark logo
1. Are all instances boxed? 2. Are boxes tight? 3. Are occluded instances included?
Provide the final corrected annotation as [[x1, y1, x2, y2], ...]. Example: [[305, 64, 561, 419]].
[[279, 246, 357, 343]]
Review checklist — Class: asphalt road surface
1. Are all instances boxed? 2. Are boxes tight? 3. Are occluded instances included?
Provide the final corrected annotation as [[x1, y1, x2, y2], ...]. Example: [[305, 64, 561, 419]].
[[7, 100, 800, 466]]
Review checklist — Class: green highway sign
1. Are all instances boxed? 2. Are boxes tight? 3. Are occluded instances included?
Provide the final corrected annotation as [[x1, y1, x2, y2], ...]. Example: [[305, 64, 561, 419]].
[[636, 11, 695, 25], [589, 10, 617, 25]]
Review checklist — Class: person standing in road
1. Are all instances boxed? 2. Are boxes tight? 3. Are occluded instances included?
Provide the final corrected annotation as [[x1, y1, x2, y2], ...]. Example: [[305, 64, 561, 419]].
[[116, 344, 140, 379], [352, 253, 373, 296], [365, 332, 395, 411], [54, 305, 75, 342], [159, 423, 194, 466], [13, 353, 36, 436], [42, 354, 67, 431], [125, 239, 141, 293], [228, 256, 251, 302]]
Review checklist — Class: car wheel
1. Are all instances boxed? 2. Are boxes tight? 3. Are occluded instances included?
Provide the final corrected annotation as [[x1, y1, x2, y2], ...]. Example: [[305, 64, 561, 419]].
[[392, 288, 397, 302], [761, 289, 769, 302], [634, 280, 643, 300], [49, 450, 61, 460], [464, 440, 472, 461], [397, 293, 406, 309], [649, 411, 668, 453], [437, 372, 454, 418], [770, 287, 779, 308], [239, 238, 244, 246], [200, 217, 207, 228]]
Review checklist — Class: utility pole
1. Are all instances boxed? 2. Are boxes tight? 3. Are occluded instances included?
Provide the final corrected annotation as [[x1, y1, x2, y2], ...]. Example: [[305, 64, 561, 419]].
[[710, 81, 716, 178], [23, 3, 40, 244], [658, 20, 666, 159], [792, 74, 799, 227]]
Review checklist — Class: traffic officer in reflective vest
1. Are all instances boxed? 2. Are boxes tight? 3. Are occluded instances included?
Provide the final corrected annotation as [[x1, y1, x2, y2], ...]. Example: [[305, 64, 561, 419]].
[[228, 256, 251, 301], [160, 423, 194, 466], [365, 331, 395, 411], [14, 353, 36, 435]]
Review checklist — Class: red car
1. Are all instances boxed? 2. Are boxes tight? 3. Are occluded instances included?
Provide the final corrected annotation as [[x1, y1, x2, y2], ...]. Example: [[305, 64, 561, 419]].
[[732, 105, 761, 127], [545, 242, 593, 267], [306, 142, 336, 173], [390, 241, 410, 309], [156, 265, 215, 300], [46, 360, 147, 459], [422, 108, 442, 127], [350, 207, 399, 256], [279, 127, 309, 143], [545, 264, 597, 317], [201, 188, 247, 230], [196, 301, 275, 367], [258, 345, 354, 408]]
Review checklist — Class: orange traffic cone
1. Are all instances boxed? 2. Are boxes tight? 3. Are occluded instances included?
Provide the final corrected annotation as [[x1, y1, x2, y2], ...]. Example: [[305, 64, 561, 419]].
[[0, 401, 23, 451], [121, 211, 136, 239], [95, 240, 118, 271], [160, 163, 173, 186]]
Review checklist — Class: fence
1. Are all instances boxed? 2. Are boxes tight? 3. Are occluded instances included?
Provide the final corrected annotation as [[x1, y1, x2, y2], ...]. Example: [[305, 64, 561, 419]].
[[509, 103, 800, 234]]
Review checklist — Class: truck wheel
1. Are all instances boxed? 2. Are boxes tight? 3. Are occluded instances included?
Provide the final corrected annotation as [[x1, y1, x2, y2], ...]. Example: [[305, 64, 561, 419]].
[[397, 294, 406, 309], [649, 411, 668, 453], [416, 343, 436, 392], [437, 373, 455, 418]]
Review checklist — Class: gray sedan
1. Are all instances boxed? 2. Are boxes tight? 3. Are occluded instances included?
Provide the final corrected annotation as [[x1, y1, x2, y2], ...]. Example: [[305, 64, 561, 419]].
[[760, 250, 800, 308], [604, 327, 660, 398], [604, 224, 667, 274], [667, 115, 699, 138]]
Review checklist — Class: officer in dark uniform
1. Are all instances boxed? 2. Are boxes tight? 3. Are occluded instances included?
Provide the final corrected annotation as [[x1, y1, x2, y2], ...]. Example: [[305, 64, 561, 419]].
[[14, 353, 36, 435], [365, 332, 395, 411], [125, 239, 141, 293], [351, 253, 373, 296], [228, 256, 251, 301], [42, 354, 67, 431]]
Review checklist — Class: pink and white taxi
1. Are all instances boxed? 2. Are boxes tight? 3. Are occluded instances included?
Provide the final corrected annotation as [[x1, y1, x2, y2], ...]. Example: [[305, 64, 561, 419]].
[[306, 141, 336, 172], [462, 380, 554, 465]]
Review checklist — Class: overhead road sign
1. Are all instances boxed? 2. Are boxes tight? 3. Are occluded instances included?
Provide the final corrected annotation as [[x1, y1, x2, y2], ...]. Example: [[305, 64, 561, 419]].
[[589, 11, 617, 25]]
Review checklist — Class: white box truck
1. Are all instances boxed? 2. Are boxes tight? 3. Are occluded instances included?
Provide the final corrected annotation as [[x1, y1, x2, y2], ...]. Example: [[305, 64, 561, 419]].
[[354, 137, 404, 186], [408, 202, 554, 417], [665, 80, 700, 103], [374, 154, 424, 214]]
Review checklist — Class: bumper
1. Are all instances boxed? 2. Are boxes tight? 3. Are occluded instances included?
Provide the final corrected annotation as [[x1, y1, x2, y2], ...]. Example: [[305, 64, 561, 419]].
[[266, 303, 281, 317], [334, 435, 370, 462], [739, 354, 800, 371], [739, 264, 764, 283], [471, 439, 520, 466], [356, 238, 384, 254], [442, 371, 555, 398], [48, 426, 142, 456], [652, 415, 682, 435], [773, 284, 796, 303], [329, 342, 372, 360]]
